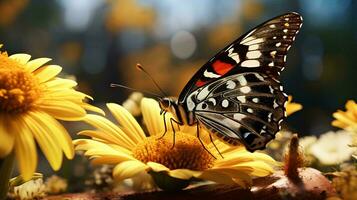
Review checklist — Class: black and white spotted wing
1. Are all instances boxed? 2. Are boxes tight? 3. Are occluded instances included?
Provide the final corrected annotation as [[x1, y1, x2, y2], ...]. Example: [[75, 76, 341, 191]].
[[179, 12, 303, 102], [178, 13, 303, 151], [192, 72, 286, 151]]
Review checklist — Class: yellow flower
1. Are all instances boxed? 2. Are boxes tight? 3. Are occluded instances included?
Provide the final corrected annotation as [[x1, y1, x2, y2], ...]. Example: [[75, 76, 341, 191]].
[[286, 96, 302, 116], [0, 46, 103, 180], [74, 98, 277, 190], [332, 100, 357, 133]]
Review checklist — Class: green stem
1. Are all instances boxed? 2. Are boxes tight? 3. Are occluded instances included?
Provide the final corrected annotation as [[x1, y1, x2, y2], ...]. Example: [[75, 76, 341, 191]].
[[0, 152, 15, 200]]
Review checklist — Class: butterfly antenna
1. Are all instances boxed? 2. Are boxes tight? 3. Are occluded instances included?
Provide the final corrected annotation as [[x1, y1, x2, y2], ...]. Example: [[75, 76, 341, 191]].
[[136, 63, 167, 97], [110, 83, 162, 98]]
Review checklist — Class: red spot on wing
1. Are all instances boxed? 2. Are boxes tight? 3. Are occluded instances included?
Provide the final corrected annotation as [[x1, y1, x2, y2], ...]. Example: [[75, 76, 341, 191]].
[[212, 60, 234, 75], [196, 79, 207, 87]]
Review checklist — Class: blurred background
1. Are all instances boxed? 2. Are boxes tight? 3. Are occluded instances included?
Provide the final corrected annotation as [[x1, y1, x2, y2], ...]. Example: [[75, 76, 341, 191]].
[[1, 0, 356, 190]]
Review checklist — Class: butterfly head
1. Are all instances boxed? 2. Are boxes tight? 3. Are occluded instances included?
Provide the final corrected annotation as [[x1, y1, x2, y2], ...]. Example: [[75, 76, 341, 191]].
[[159, 97, 177, 115]]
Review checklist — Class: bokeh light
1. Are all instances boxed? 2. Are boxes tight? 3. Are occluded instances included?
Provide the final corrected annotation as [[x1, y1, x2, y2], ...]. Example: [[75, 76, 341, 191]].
[[170, 30, 197, 59]]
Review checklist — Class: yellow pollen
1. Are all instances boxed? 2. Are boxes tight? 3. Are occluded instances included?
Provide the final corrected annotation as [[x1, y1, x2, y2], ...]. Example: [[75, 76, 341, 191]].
[[0, 54, 42, 113], [132, 132, 215, 171]]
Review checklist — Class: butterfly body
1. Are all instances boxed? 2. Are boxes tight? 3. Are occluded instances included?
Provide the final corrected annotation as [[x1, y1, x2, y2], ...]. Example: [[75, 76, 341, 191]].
[[159, 12, 303, 152]]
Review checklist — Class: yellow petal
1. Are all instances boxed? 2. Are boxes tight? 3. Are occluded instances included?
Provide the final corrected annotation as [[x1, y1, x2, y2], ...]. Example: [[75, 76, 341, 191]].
[[286, 103, 303, 116], [215, 156, 254, 167], [44, 78, 77, 89], [81, 103, 105, 115], [210, 168, 252, 181], [108, 144, 133, 155], [12, 118, 37, 181], [333, 112, 355, 126], [232, 161, 274, 177], [9, 54, 31, 65], [74, 139, 133, 159], [141, 98, 163, 136], [107, 103, 146, 142], [78, 130, 123, 147], [331, 120, 347, 129], [113, 160, 149, 181], [206, 168, 253, 187], [217, 144, 246, 155], [42, 89, 88, 101], [141, 98, 174, 136], [29, 111, 74, 159], [37, 100, 86, 121], [83, 114, 136, 149], [91, 155, 135, 165], [0, 115, 14, 157], [346, 100, 357, 112], [33, 65, 62, 83], [218, 151, 277, 167], [168, 169, 200, 180], [22, 114, 63, 170], [146, 161, 170, 172], [25, 57, 52, 72], [197, 169, 237, 185]]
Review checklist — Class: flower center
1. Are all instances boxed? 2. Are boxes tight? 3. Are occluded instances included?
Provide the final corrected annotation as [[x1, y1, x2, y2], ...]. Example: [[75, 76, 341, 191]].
[[0, 53, 41, 113], [132, 132, 215, 171]]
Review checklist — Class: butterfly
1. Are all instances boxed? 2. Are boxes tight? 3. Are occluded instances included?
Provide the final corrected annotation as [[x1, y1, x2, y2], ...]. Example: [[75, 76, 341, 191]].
[[158, 12, 303, 152]]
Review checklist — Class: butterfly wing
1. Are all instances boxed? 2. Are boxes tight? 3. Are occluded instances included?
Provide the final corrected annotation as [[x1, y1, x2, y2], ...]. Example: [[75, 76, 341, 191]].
[[178, 12, 303, 151], [192, 72, 286, 151], [178, 12, 302, 103]]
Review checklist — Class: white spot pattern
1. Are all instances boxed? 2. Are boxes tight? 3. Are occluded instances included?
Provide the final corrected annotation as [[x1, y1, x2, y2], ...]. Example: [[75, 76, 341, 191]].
[[197, 87, 210, 101], [240, 36, 255, 44], [246, 51, 262, 59], [273, 100, 279, 108], [221, 99, 229, 108], [270, 51, 277, 57], [237, 76, 248, 86], [241, 60, 260, 68], [240, 86, 251, 93], [244, 38, 264, 46], [228, 48, 240, 63], [248, 44, 259, 51], [226, 80, 236, 89], [237, 96, 246, 103], [203, 70, 220, 78], [208, 98, 216, 106], [254, 74, 265, 81]]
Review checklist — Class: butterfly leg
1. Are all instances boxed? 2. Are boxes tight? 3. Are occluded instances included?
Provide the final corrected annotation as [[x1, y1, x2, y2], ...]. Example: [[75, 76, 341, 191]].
[[208, 132, 224, 158], [157, 111, 168, 140], [196, 123, 217, 159], [170, 118, 183, 149]]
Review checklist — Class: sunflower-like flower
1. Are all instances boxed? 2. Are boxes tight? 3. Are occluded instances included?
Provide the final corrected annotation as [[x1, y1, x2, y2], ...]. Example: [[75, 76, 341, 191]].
[[332, 100, 357, 133], [74, 98, 278, 191], [0, 45, 103, 180]]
